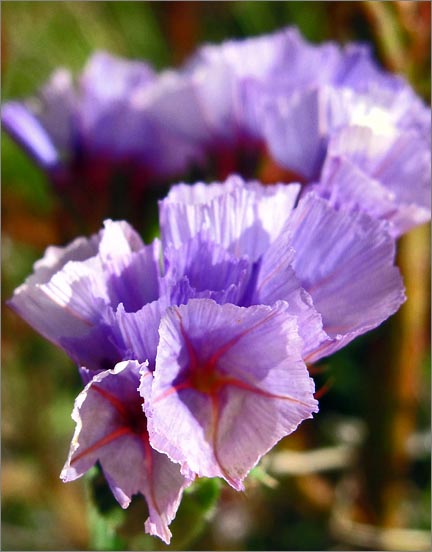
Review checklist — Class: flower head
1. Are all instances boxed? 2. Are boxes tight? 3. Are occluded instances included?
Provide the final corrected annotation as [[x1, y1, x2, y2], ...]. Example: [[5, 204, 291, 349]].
[[9, 174, 407, 542], [143, 299, 318, 489], [8, 219, 161, 371], [3, 28, 429, 236], [61, 360, 191, 544], [159, 175, 406, 361]]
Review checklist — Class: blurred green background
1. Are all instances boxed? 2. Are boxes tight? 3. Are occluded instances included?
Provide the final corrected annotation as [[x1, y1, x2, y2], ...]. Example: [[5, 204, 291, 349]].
[[2, 2, 431, 550]]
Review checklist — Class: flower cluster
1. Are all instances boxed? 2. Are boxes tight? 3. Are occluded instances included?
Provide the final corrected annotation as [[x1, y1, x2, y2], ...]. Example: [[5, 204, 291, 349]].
[[2, 28, 430, 235], [10, 175, 406, 542], [5, 26, 430, 545]]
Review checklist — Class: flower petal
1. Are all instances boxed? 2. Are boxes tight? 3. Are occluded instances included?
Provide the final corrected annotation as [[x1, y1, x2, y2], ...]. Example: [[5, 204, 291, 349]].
[[61, 360, 190, 544], [147, 299, 317, 489], [1, 102, 59, 168], [284, 193, 406, 361], [320, 126, 431, 236], [160, 175, 300, 260], [163, 233, 252, 305], [116, 299, 167, 369]]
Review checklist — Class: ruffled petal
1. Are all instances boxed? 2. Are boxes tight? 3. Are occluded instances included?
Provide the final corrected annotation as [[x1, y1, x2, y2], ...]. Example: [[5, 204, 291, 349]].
[[116, 299, 167, 369], [163, 233, 252, 306], [320, 126, 431, 236], [160, 175, 300, 260], [99, 220, 161, 311], [283, 194, 406, 361], [147, 299, 317, 489], [251, 236, 328, 355], [61, 360, 190, 544]]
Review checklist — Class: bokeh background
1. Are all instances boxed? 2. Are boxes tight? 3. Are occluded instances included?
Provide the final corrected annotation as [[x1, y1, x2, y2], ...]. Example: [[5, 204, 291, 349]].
[[2, 2, 431, 550]]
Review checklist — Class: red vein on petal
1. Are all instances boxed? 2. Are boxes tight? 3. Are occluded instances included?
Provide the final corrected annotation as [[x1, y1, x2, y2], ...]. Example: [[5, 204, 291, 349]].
[[221, 376, 313, 407], [141, 432, 162, 519], [210, 394, 238, 489], [153, 381, 193, 403], [174, 309, 199, 374], [71, 426, 131, 464], [208, 309, 280, 365], [92, 384, 130, 418]]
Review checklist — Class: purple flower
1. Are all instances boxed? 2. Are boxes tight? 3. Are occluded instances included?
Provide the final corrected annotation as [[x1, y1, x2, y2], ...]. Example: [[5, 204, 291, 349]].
[[3, 29, 430, 235], [1, 53, 200, 228], [8, 219, 161, 371], [256, 77, 430, 181], [159, 175, 406, 362], [10, 174, 405, 369], [142, 299, 318, 489], [184, 27, 429, 179], [9, 174, 406, 540], [314, 125, 431, 237], [61, 359, 191, 544]]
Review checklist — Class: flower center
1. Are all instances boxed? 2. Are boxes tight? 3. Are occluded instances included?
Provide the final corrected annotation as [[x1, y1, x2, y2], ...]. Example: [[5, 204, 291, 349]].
[[122, 399, 148, 436], [189, 359, 223, 395]]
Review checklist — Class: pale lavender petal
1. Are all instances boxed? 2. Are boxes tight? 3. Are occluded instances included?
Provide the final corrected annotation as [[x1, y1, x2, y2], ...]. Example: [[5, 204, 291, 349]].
[[321, 126, 431, 236], [250, 236, 328, 355], [8, 219, 163, 369], [283, 194, 406, 361], [333, 44, 405, 93], [98, 220, 161, 312], [163, 176, 242, 204], [187, 27, 341, 91], [61, 360, 190, 544], [186, 61, 254, 141], [140, 70, 210, 146], [99, 219, 145, 256], [258, 87, 330, 180], [1, 102, 59, 167], [35, 68, 76, 153], [80, 51, 156, 102], [147, 299, 317, 489], [17, 234, 100, 289], [160, 175, 301, 260], [163, 233, 252, 306], [116, 299, 168, 369], [78, 52, 157, 155], [9, 256, 126, 370]]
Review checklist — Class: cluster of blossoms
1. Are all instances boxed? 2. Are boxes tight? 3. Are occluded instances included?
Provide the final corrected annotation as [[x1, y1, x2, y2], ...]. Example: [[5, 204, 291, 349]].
[[5, 27, 431, 544], [2, 27, 430, 231], [8, 175, 408, 542]]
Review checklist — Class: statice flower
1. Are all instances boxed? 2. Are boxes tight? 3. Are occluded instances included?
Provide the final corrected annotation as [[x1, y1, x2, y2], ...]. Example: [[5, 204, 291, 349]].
[[314, 125, 431, 237], [181, 27, 430, 233], [3, 28, 430, 236], [158, 175, 405, 363], [61, 360, 191, 543], [9, 176, 406, 540], [1, 53, 202, 227], [8, 208, 319, 540]]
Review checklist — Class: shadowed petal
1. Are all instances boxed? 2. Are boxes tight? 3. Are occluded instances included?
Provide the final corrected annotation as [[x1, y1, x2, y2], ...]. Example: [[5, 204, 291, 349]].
[[251, 238, 328, 355], [164, 233, 252, 306], [116, 299, 167, 369], [61, 360, 190, 544]]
